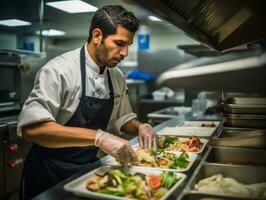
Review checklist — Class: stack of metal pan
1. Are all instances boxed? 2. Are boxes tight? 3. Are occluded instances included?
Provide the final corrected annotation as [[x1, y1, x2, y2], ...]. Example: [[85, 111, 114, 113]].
[[208, 97, 266, 149], [222, 97, 266, 128]]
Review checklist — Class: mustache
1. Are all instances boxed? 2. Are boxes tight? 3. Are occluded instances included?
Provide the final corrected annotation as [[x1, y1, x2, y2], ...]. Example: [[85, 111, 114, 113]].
[[117, 56, 124, 61]]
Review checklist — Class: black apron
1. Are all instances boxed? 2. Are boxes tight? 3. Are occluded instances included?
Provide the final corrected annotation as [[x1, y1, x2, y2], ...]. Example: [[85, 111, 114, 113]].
[[20, 46, 114, 200]]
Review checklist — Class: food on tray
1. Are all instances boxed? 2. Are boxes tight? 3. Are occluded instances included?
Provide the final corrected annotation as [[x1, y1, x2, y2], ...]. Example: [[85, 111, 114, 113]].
[[194, 174, 266, 197], [135, 148, 189, 169], [86, 169, 181, 200], [159, 135, 203, 152], [200, 122, 216, 127]]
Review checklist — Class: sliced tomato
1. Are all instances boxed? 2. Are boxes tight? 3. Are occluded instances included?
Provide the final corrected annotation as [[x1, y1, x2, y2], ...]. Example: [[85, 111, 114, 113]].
[[146, 175, 162, 189]]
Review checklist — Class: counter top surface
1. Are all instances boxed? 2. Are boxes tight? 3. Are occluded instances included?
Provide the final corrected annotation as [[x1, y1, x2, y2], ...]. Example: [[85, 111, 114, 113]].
[[126, 79, 146, 84], [32, 113, 222, 200]]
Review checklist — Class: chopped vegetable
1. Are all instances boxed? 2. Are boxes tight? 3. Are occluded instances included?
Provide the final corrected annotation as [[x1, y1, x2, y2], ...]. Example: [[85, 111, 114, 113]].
[[99, 186, 125, 196], [135, 149, 190, 169], [159, 135, 203, 152], [161, 171, 181, 189], [86, 169, 182, 200], [153, 187, 168, 198], [159, 136, 178, 148], [169, 152, 189, 169]]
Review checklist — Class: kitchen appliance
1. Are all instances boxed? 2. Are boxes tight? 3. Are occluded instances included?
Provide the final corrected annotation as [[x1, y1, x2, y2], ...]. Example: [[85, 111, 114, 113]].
[[0, 52, 22, 112], [129, 0, 266, 93], [0, 50, 45, 198], [157, 52, 266, 93], [0, 130, 4, 197], [0, 49, 46, 110], [0, 117, 31, 198]]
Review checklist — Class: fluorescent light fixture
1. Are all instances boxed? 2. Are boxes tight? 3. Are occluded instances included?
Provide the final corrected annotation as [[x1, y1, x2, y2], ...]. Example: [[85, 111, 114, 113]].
[[46, 0, 98, 13], [0, 19, 31, 27], [36, 29, 65, 36], [148, 16, 162, 22]]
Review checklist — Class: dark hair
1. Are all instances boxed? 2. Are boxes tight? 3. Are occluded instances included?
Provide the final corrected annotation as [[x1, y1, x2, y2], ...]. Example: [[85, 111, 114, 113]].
[[87, 5, 140, 42]]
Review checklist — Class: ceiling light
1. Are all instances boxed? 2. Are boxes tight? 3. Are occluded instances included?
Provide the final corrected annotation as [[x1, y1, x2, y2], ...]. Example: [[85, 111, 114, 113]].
[[36, 29, 65, 36], [148, 16, 162, 22], [46, 0, 98, 13], [0, 19, 31, 27]]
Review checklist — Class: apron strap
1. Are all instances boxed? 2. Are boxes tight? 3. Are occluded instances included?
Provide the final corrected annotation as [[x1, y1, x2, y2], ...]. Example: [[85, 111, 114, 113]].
[[80, 46, 86, 97], [107, 70, 114, 100], [80, 45, 114, 100]]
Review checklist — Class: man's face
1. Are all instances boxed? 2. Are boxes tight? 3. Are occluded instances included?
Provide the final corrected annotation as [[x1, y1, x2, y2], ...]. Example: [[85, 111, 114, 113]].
[[95, 25, 134, 67]]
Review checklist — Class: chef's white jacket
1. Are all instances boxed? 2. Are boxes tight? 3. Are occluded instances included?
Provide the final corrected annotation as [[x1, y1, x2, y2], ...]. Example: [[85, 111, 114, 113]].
[[17, 46, 137, 136]]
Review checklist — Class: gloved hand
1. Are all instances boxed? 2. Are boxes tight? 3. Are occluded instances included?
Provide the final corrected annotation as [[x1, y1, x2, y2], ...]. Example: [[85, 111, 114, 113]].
[[95, 129, 138, 166], [138, 123, 159, 149]]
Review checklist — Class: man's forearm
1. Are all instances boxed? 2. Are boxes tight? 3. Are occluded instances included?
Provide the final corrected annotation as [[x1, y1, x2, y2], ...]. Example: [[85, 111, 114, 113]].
[[22, 121, 97, 148], [121, 119, 142, 135]]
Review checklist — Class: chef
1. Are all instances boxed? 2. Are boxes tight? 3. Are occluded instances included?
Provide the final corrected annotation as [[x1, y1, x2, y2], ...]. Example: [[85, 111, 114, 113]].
[[17, 5, 158, 199]]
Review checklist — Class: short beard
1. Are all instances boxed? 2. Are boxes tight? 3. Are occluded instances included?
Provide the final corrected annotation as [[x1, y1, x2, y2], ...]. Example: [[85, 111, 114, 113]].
[[95, 41, 116, 68]]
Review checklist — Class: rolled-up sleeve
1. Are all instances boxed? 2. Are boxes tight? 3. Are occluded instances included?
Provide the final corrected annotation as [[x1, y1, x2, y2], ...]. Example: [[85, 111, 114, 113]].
[[17, 64, 65, 136], [114, 78, 137, 132]]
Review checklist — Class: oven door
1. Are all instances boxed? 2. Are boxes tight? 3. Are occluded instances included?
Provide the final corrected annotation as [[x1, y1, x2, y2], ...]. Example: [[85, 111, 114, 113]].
[[0, 127, 4, 197], [4, 122, 31, 194], [0, 63, 21, 103], [0, 63, 22, 113]]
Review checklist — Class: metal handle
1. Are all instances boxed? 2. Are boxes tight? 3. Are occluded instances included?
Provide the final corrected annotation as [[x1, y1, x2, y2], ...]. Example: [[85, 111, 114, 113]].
[[8, 158, 23, 168], [8, 143, 18, 152]]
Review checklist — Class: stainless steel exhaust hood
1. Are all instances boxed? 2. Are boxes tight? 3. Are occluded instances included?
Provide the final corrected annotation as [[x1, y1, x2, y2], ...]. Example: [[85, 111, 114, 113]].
[[157, 52, 266, 93], [130, 0, 266, 93], [130, 0, 266, 52]]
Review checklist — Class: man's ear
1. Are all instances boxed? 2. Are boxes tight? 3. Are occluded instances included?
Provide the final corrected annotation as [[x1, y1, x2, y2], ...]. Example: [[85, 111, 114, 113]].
[[92, 28, 103, 45]]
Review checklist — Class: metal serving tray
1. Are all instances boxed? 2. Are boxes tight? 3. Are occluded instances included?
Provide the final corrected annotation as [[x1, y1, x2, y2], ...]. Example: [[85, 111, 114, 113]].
[[210, 129, 266, 148], [218, 127, 259, 137], [180, 193, 258, 200], [186, 164, 266, 199], [158, 127, 215, 138], [133, 137, 208, 154], [205, 147, 266, 167], [148, 106, 191, 118], [64, 165, 186, 200], [223, 97, 266, 114], [224, 113, 266, 128], [179, 121, 220, 128], [225, 97, 266, 105], [105, 151, 198, 173]]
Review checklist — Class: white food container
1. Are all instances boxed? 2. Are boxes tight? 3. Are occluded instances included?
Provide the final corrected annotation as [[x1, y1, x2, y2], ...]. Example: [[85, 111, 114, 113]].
[[64, 165, 186, 200]]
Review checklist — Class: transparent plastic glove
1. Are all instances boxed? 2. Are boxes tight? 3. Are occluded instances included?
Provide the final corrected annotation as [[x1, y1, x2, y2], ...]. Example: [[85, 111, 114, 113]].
[[95, 129, 138, 166], [138, 123, 159, 149]]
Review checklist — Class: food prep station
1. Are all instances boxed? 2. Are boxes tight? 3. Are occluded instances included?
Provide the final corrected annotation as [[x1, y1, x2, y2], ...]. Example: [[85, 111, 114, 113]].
[[0, 50, 43, 198], [31, 99, 266, 200], [1, 0, 266, 199]]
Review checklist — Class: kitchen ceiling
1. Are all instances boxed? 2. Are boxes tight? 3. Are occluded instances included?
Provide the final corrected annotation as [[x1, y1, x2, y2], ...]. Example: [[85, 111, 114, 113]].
[[0, 0, 182, 39]]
